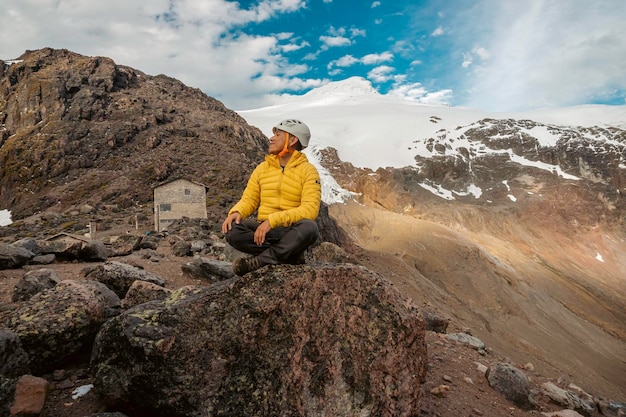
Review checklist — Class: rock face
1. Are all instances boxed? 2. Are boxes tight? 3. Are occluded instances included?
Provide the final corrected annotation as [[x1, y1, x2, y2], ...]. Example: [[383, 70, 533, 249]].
[[0, 48, 266, 219], [90, 264, 427, 417]]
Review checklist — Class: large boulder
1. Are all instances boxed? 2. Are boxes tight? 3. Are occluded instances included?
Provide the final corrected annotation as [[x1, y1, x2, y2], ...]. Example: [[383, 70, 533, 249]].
[[6, 280, 121, 374], [90, 264, 427, 417]]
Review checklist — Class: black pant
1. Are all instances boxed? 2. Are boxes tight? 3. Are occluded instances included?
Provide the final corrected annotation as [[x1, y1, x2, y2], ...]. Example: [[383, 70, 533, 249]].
[[225, 218, 319, 265]]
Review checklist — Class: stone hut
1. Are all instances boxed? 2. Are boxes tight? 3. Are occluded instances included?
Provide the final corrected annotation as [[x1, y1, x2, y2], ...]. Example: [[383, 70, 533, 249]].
[[153, 179, 208, 232]]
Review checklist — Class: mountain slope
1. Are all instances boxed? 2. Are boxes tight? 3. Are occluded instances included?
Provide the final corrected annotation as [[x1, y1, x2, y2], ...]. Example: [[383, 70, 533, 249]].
[[0, 48, 266, 219], [330, 201, 626, 399]]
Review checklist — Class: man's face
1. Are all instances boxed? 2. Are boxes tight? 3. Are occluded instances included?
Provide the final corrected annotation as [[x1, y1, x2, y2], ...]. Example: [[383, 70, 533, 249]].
[[269, 129, 288, 155]]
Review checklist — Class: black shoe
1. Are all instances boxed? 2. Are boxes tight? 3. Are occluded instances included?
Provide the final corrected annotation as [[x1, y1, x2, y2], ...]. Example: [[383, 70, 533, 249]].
[[232, 256, 264, 276]]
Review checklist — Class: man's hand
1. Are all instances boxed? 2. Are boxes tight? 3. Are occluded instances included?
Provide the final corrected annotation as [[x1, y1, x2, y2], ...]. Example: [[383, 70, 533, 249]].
[[221, 212, 242, 234], [254, 220, 272, 245]]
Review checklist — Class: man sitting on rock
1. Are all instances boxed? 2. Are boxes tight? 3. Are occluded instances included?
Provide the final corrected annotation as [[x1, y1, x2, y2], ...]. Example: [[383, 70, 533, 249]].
[[221, 119, 321, 276]]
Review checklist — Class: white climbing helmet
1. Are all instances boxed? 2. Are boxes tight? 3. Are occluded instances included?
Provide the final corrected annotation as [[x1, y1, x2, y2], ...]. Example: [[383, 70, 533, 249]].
[[273, 119, 311, 148]]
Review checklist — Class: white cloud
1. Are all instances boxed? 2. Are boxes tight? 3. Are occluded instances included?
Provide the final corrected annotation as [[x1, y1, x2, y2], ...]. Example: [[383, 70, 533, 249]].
[[450, 0, 626, 110], [319, 35, 352, 48], [328, 52, 393, 71], [0, 0, 311, 110], [329, 55, 359, 68], [361, 52, 393, 65], [372, 1, 381, 8], [281, 40, 311, 53], [431, 26, 444, 36], [367, 65, 395, 82], [388, 81, 453, 105], [461, 53, 472, 69], [319, 26, 366, 50], [350, 28, 367, 37]]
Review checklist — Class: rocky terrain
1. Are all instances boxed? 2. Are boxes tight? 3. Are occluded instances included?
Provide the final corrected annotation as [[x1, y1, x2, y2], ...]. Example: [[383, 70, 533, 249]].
[[1, 48, 625, 416], [0, 221, 621, 417]]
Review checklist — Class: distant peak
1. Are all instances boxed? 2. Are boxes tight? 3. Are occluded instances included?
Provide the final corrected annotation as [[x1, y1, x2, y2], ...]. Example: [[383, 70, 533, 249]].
[[304, 77, 380, 99]]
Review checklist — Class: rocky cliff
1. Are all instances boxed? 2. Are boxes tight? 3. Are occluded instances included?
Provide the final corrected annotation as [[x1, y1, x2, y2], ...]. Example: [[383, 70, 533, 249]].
[[0, 48, 266, 220]]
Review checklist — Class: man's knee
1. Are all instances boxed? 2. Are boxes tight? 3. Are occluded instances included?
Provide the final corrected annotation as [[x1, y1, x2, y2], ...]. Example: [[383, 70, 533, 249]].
[[296, 219, 319, 243], [225, 221, 247, 247]]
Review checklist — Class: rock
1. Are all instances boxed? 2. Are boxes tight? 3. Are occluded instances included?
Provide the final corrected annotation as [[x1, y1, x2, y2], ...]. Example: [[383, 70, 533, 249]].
[[11, 268, 62, 302], [0, 243, 34, 269], [181, 257, 235, 282], [446, 332, 486, 352], [422, 310, 450, 333], [171, 240, 191, 257], [0, 330, 30, 377], [541, 410, 585, 417], [38, 235, 86, 260], [6, 280, 120, 374], [0, 376, 17, 417], [84, 261, 166, 298], [190, 240, 207, 253], [10, 238, 41, 256], [80, 240, 109, 261], [538, 382, 595, 415], [137, 236, 159, 250], [9, 375, 49, 417], [90, 264, 427, 417], [105, 234, 143, 257], [474, 362, 488, 375], [430, 385, 450, 397], [598, 400, 626, 417], [80, 204, 95, 214], [308, 241, 353, 264], [485, 362, 531, 408], [30, 254, 56, 265], [121, 280, 173, 309], [315, 202, 351, 247]]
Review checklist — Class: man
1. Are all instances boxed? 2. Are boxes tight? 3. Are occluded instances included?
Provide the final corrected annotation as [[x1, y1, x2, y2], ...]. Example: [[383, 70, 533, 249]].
[[221, 119, 321, 276]]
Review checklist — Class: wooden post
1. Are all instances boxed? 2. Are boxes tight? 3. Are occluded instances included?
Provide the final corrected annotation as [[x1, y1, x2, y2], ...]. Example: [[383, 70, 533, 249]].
[[135, 214, 139, 230], [89, 221, 96, 240]]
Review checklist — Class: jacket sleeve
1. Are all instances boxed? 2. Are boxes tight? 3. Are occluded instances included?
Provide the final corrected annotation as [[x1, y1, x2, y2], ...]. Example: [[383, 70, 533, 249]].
[[229, 165, 262, 219], [267, 163, 321, 228]]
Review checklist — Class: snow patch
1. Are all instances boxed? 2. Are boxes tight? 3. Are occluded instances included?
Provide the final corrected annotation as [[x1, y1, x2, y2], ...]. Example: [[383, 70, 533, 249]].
[[71, 384, 94, 399], [0, 209, 12, 226]]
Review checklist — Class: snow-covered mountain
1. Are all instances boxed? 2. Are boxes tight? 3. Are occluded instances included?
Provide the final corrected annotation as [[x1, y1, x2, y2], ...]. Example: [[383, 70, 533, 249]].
[[238, 76, 626, 204]]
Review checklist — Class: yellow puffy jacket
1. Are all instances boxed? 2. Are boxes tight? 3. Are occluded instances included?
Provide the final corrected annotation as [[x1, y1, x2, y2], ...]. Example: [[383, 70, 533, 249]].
[[229, 151, 321, 228]]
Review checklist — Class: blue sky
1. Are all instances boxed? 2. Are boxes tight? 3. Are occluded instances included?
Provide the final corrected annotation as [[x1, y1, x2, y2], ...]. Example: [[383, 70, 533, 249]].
[[1, 0, 625, 111]]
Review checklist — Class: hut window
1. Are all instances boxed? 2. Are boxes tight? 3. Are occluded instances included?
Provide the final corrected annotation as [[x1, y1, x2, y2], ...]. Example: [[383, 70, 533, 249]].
[[184, 188, 191, 196], [160, 204, 172, 212]]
